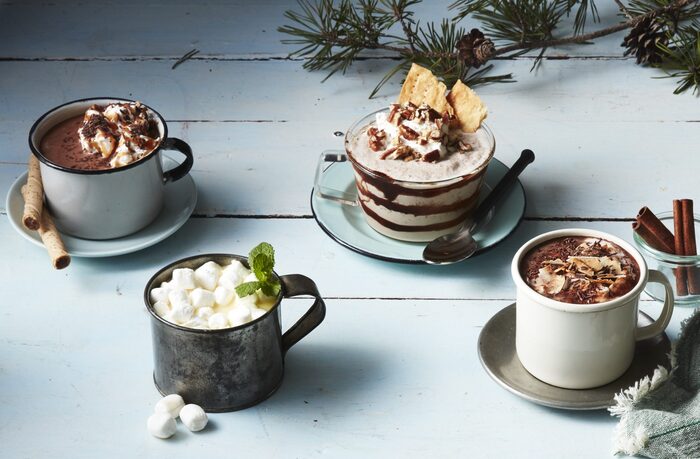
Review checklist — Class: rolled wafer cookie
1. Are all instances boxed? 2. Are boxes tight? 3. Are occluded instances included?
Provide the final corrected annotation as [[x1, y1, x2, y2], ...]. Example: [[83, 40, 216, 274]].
[[21, 185, 70, 270], [22, 155, 44, 231]]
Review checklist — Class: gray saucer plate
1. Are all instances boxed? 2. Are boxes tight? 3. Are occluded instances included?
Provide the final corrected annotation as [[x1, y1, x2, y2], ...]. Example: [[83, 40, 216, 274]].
[[478, 303, 671, 410], [310, 157, 526, 264], [6, 155, 197, 258]]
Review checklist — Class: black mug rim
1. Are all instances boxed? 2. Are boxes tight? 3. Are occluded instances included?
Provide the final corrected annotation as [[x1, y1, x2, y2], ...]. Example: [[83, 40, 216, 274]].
[[28, 97, 169, 176], [143, 253, 283, 334]]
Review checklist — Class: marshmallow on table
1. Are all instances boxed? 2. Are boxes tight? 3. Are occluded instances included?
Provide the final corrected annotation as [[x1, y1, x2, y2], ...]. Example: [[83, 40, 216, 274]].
[[190, 288, 215, 309], [208, 313, 229, 330], [194, 261, 222, 291], [155, 394, 185, 418], [171, 268, 196, 290], [179, 404, 208, 432], [214, 286, 235, 307], [147, 413, 177, 439]]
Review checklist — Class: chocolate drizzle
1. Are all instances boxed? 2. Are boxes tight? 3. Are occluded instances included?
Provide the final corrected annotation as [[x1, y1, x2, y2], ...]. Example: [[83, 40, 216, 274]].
[[359, 201, 474, 233]]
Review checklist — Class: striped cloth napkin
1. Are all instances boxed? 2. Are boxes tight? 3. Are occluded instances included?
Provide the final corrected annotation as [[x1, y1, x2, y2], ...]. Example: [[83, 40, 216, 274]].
[[609, 309, 700, 458]]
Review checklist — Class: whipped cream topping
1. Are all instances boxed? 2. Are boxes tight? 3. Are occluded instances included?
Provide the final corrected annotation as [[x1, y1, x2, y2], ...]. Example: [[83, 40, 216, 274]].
[[78, 102, 160, 168], [367, 103, 472, 163], [527, 237, 639, 304]]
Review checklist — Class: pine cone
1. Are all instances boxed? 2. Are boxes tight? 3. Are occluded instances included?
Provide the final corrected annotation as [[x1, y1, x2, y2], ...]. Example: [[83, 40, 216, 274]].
[[622, 15, 668, 65], [456, 29, 495, 68]]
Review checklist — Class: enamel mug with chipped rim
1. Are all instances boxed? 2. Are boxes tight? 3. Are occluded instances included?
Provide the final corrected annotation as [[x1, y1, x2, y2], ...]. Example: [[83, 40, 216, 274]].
[[511, 229, 675, 389]]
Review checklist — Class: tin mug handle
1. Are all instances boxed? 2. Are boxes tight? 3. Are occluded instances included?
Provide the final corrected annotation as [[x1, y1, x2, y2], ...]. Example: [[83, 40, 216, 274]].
[[279, 274, 327, 355], [313, 150, 359, 206]]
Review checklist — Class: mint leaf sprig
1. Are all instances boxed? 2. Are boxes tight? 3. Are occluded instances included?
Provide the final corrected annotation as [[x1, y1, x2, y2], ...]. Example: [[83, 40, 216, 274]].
[[235, 242, 281, 298]]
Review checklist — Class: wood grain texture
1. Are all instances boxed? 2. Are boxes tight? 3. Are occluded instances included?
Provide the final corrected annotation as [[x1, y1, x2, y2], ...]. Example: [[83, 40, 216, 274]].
[[0, 0, 628, 59], [0, 1, 697, 457]]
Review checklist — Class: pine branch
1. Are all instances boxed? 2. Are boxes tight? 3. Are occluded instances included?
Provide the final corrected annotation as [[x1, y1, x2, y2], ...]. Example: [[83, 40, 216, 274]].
[[279, 0, 700, 97]]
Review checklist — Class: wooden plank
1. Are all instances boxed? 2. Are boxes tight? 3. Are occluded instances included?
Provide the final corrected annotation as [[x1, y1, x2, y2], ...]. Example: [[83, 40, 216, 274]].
[[0, 216, 684, 300], [0, 291, 689, 458], [2, 117, 697, 218], [1, 59, 695, 126], [0, 0, 628, 59]]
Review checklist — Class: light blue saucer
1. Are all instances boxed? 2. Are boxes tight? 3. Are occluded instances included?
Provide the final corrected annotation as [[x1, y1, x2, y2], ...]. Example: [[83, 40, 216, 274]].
[[310, 158, 526, 264], [6, 156, 197, 258]]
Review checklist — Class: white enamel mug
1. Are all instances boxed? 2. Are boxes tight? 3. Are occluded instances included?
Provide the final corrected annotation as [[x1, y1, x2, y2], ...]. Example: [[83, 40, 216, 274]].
[[29, 98, 194, 240], [511, 229, 675, 389]]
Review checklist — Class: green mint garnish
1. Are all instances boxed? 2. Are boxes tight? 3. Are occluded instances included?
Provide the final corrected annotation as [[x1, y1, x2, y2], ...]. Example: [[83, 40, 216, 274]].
[[235, 242, 280, 298]]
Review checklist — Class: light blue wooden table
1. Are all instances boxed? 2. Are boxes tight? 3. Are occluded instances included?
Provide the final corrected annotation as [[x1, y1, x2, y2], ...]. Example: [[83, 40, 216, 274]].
[[1, 1, 697, 457]]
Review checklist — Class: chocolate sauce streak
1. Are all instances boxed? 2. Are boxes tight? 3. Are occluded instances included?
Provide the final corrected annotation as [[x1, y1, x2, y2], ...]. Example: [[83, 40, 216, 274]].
[[351, 162, 485, 202], [359, 201, 473, 233], [356, 184, 480, 215]]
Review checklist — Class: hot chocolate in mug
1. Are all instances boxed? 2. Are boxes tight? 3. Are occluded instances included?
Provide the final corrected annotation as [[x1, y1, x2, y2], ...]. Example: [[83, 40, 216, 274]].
[[511, 228, 675, 389]]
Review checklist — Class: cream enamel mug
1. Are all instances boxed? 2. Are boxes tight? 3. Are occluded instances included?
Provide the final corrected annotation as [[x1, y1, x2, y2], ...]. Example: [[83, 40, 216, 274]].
[[511, 229, 675, 389]]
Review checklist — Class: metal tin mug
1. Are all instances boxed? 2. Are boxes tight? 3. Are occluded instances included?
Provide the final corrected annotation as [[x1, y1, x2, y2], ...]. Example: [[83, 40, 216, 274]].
[[144, 254, 326, 412], [29, 97, 194, 240]]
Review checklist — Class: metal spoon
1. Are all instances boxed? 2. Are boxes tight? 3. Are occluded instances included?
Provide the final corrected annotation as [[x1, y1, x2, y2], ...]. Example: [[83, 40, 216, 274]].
[[422, 149, 535, 265]]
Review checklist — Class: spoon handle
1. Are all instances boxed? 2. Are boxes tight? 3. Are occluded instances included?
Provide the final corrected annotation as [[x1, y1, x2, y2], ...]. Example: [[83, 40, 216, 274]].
[[471, 149, 535, 225]]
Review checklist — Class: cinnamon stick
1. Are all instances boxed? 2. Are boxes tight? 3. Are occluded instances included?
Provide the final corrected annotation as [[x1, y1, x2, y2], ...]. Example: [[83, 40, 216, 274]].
[[681, 199, 700, 295], [21, 185, 70, 270], [633, 206, 675, 254], [22, 155, 44, 231], [673, 200, 688, 296]]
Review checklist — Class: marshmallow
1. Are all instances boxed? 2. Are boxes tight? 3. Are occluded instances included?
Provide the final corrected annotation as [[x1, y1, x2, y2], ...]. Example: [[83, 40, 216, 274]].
[[153, 300, 170, 317], [194, 261, 222, 291], [168, 289, 190, 307], [236, 294, 258, 311], [214, 286, 234, 307], [227, 306, 252, 327], [219, 261, 251, 290], [190, 288, 215, 309], [184, 317, 208, 329], [208, 313, 229, 330], [150, 286, 170, 304], [250, 307, 267, 320], [196, 306, 214, 320], [147, 413, 177, 439], [171, 268, 196, 290], [154, 394, 185, 418], [179, 404, 208, 432], [243, 272, 258, 284], [171, 303, 195, 324]]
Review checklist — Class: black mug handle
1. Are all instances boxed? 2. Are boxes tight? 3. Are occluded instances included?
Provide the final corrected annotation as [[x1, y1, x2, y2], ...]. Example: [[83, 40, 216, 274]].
[[160, 137, 194, 183], [279, 274, 327, 356]]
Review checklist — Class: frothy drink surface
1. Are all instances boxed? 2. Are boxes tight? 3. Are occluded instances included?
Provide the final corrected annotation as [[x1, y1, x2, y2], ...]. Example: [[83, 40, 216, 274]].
[[521, 236, 640, 304], [40, 115, 111, 170]]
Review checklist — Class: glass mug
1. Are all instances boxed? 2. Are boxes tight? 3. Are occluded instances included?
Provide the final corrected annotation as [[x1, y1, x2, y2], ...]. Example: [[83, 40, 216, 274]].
[[314, 108, 496, 242]]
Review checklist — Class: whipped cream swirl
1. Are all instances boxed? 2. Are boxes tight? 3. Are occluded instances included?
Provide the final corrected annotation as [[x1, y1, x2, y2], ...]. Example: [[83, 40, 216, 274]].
[[367, 103, 472, 163], [78, 102, 160, 168]]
